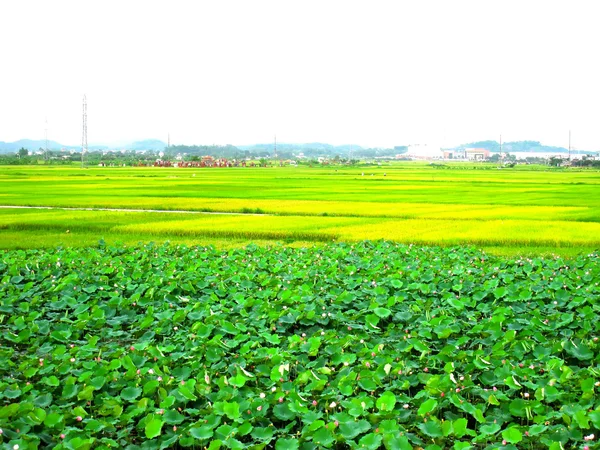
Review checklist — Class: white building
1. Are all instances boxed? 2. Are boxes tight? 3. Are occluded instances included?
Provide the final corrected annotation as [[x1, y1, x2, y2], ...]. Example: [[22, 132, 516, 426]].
[[406, 144, 442, 159]]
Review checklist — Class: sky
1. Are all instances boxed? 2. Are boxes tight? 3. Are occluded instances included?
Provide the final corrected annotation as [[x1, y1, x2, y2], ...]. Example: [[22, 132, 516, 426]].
[[1, 0, 599, 150]]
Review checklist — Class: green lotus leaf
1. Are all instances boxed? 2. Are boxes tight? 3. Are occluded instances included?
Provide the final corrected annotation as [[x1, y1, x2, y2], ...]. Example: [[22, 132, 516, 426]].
[[502, 427, 522, 444], [190, 425, 214, 440], [275, 438, 300, 450], [120, 386, 142, 402], [145, 417, 164, 439]]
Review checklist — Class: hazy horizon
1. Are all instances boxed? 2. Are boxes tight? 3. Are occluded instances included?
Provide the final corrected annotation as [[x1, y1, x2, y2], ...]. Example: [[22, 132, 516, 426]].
[[1, 1, 599, 150], [0, 136, 594, 152]]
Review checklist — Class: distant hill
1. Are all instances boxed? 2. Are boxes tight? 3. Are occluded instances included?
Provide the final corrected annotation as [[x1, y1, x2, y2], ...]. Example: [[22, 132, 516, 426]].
[[238, 142, 364, 157], [0, 139, 167, 154], [125, 139, 167, 151], [239, 142, 363, 152], [1, 138, 595, 156], [455, 140, 571, 154], [0, 139, 74, 153]]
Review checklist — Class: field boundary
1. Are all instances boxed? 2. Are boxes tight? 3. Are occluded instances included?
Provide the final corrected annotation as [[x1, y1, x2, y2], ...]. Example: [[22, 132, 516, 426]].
[[0, 205, 271, 216], [2, 204, 598, 223]]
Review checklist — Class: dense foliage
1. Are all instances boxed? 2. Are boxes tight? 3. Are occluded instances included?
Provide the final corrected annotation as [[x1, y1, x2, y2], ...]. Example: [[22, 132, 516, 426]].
[[1, 242, 599, 449]]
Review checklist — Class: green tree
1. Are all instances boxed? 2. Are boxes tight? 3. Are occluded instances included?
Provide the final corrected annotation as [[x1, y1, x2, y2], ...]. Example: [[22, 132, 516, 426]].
[[549, 157, 563, 167], [18, 148, 28, 158]]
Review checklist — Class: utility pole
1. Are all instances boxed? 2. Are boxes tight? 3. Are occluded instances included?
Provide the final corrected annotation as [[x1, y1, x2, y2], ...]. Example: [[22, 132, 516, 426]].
[[499, 134, 503, 163], [82, 95, 88, 169], [274, 134, 277, 159], [45, 117, 48, 161]]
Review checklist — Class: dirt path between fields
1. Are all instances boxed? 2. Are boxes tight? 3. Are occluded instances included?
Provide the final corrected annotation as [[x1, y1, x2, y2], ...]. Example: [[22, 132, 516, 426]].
[[0, 205, 271, 216]]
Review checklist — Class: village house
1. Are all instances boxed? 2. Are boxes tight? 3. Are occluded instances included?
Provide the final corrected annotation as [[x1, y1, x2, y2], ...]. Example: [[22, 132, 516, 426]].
[[464, 148, 490, 160]]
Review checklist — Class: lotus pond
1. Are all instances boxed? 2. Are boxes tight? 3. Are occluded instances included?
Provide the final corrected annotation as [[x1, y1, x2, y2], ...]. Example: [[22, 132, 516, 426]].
[[1, 241, 599, 450]]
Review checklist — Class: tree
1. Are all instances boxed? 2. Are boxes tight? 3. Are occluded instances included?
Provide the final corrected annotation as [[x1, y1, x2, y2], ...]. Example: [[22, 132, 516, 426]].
[[18, 148, 28, 158], [549, 157, 563, 167]]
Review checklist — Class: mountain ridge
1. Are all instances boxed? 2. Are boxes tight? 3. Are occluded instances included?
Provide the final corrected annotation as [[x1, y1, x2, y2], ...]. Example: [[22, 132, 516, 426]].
[[0, 138, 595, 155], [0, 139, 167, 153]]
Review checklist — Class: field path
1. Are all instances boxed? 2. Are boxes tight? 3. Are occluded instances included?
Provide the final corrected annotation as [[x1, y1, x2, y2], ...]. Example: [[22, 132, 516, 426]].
[[0, 205, 270, 216]]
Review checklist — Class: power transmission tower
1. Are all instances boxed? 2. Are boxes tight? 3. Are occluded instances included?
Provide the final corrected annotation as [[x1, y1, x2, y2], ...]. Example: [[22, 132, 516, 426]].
[[82, 95, 88, 168], [274, 134, 277, 159]]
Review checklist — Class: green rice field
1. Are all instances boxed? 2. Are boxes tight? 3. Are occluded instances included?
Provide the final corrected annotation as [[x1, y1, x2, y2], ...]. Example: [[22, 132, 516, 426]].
[[0, 163, 599, 255]]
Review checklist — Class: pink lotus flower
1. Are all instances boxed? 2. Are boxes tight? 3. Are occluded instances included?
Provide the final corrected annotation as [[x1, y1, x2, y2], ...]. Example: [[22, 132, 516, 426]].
[[257, 406, 262, 411], [173, 426, 177, 431], [312, 400, 317, 406], [278, 397, 284, 403], [60, 434, 65, 439], [76, 416, 83, 422]]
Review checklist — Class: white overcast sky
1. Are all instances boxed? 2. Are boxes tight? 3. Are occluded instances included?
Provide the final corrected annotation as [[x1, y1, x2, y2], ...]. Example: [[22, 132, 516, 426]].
[[1, 0, 599, 149]]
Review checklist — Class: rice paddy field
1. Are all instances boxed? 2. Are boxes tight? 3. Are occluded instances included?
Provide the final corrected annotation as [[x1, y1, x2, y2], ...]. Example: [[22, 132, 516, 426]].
[[2, 165, 600, 450], [0, 163, 599, 256]]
